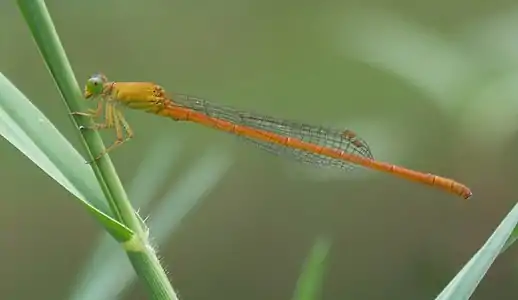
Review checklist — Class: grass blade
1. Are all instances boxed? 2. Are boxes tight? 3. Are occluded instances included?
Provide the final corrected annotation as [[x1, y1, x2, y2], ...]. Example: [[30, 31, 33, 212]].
[[70, 145, 233, 300], [0, 72, 132, 241], [435, 202, 518, 300], [292, 236, 332, 300], [70, 135, 184, 300], [17, 0, 134, 235], [17, 0, 179, 297]]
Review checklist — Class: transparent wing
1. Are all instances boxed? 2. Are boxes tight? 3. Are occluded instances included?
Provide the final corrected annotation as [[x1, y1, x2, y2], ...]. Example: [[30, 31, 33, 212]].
[[172, 94, 374, 170]]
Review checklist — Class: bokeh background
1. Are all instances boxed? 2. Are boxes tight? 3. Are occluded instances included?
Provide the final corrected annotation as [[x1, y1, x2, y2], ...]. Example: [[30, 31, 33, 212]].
[[1, 0, 518, 299]]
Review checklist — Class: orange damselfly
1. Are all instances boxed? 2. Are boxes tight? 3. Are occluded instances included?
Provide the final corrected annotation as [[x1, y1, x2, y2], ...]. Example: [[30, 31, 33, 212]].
[[73, 73, 472, 199]]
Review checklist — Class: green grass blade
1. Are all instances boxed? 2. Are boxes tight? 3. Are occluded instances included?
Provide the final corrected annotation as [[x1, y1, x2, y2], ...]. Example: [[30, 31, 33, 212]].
[[70, 135, 184, 300], [292, 236, 333, 300], [0, 72, 107, 213], [435, 202, 518, 300], [17, 0, 178, 297], [17, 0, 137, 235], [501, 225, 518, 253], [0, 72, 132, 241], [70, 146, 233, 300]]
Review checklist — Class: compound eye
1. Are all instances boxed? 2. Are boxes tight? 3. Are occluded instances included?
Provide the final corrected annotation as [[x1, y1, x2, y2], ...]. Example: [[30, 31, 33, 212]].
[[84, 75, 105, 98]]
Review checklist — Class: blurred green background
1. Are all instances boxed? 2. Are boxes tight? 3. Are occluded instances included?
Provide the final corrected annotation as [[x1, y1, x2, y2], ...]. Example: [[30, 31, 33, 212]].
[[2, 0, 518, 299]]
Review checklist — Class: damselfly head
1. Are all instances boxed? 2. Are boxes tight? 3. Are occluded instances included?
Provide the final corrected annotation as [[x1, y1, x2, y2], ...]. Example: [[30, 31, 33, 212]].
[[84, 73, 108, 99]]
